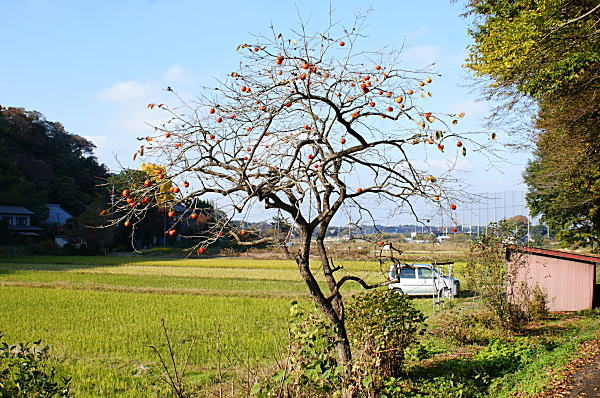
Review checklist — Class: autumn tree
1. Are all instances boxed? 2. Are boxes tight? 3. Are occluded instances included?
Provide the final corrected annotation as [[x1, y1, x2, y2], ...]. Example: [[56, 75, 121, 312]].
[[101, 168, 219, 250], [0, 106, 108, 216], [107, 14, 481, 379], [464, 0, 600, 249]]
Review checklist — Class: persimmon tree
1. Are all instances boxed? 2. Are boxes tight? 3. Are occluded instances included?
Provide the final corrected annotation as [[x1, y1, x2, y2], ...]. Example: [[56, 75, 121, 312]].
[[106, 14, 480, 375]]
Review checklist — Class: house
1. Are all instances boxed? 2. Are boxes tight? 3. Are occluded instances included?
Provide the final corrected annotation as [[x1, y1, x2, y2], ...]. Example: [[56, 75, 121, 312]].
[[506, 246, 600, 312], [45, 204, 73, 226], [0, 206, 43, 236]]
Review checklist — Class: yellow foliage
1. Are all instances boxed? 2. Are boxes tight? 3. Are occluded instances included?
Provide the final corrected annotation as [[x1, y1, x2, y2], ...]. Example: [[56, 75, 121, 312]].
[[140, 163, 173, 205]]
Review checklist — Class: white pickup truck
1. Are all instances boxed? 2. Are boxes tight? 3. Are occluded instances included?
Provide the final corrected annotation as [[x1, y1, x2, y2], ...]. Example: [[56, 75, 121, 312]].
[[387, 263, 460, 297]]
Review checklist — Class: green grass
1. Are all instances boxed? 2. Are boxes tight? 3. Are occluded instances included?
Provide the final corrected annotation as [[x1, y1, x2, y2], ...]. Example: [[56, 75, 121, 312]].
[[0, 254, 480, 397], [488, 315, 600, 397], [0, 270, 308, 296], [0, 285, 290, 397], [0, 256, 301, 396], [2, 255, 380, 270], [394, 309, 600, 397], [3, 254, 465, 272], [0, 254, 413, 396]]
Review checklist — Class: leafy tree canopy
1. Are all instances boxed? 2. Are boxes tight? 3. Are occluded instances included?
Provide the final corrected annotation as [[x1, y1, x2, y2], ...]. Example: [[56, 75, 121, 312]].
[[464, 1, 600, 250], [0, 106, 108, 217], [465, 0, 599, 98]]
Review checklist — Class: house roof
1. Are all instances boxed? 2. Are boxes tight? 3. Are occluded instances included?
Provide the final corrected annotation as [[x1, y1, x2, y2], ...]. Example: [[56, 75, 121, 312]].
[[45, 204, 73, 225], [509, 246, 600, 265], [0, 206, 35, 215]]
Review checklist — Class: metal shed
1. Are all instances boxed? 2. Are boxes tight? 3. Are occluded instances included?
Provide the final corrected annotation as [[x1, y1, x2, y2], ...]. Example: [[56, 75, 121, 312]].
[[507, 246, 600, 312]]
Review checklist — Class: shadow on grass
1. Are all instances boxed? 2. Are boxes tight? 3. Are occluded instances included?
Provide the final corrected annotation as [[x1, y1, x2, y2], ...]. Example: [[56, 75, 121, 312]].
[[457, 289, 478, 298], [394, 354, 532, 397], [0, 255, 158, 274]]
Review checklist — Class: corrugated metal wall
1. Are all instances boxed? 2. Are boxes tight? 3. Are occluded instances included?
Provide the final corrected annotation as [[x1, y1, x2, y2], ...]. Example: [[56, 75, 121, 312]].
[[511, 253, 595, 312]]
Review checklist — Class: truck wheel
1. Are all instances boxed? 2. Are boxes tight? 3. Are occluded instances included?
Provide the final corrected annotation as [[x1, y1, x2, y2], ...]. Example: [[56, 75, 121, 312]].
[[391, 287, 405, 295]]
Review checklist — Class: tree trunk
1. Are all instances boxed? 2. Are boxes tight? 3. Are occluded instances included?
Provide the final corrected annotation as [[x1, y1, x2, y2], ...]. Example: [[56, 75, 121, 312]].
[[296, 228, 353, 394], [316, 236, 344, 316]]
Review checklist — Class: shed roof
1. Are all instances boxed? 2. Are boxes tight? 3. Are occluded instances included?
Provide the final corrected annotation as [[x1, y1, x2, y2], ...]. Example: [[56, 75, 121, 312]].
[[0, 206, 35, 215], [509, 246, 600, 265]]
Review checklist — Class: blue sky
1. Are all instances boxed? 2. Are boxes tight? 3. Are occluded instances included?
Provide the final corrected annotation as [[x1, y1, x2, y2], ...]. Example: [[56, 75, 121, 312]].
[[1, 0, 531, 225]]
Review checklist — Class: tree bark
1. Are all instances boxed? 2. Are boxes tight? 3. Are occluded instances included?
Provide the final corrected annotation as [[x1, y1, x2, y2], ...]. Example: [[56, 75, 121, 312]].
[[295, 226, 353, 394]]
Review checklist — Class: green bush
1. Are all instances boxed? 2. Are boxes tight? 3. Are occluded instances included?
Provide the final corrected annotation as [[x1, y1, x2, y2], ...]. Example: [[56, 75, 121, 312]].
[[0, 335, 70, 397], [252, 301, 343, 397], [345, 290, 425, 393], [253, 292, 424, 397], [380, 376, 471, 398], [474, 339, 537, 374], [522, 285, 549, 321], [30, 241, 105, 256]]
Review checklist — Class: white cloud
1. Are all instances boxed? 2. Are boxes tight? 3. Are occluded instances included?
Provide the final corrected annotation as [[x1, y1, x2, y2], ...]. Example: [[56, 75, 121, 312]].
[[82, 134, 133, 168], [163, 64, 190, 83], [83, 135, 110, 147], [450, 99, 489, 119], [403, 45, 442, 66], [406, 26, 430, 40], [121, 107, 171, 134], [90, 66, 196, 168], [96, 81, 150, 102]]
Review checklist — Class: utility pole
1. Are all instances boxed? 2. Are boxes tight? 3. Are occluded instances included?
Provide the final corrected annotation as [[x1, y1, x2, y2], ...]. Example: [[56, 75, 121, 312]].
[[493, 194, 497, 225], [163, 207, 167, 247], [485, 192, 489, 235], [477, 199, 481, 237], [470, 206, 473, 237]]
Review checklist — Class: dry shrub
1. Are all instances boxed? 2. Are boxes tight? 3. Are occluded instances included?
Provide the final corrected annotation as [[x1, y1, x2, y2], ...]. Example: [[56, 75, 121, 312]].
[[465, 228, 549, 331], [428, 305, 500, 345]]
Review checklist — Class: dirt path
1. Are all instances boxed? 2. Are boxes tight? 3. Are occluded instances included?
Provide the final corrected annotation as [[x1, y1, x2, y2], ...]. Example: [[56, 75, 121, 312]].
[[565, 355, 600, 397], [534, 338, 600, 397]]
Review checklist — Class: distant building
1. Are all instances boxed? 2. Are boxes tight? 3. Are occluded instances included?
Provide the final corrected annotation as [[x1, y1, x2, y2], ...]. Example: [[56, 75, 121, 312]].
[[45, 204, 73, 226], [0, 206, 43, 236]]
